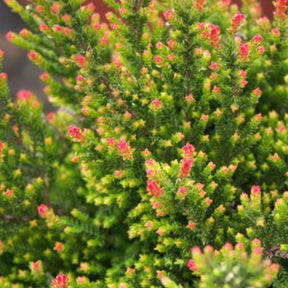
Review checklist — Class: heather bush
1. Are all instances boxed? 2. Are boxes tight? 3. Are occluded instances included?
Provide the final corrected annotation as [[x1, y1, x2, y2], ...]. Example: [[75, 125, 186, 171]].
[[1, 0, 288, 287]]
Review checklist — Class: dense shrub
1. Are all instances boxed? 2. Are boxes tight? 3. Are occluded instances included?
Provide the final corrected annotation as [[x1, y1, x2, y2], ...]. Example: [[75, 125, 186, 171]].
[[1, 0, 288, 287]]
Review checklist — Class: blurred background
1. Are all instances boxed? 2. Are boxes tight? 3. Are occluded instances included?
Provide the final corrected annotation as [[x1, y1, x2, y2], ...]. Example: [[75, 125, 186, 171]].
[[0, 0, 274, 109]]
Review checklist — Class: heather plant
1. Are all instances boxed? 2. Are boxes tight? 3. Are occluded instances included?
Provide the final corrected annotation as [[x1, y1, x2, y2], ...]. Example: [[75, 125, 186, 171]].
[[1, 0, 288, 287]]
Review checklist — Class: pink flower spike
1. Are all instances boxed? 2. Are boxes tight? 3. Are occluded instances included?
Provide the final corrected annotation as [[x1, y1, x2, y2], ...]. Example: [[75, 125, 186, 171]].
[[239, 43, 250, 61], [147, 180, 164, 198], [177, 186, 188, 199], [0, 50, 4, 59], [50, 3, 61, 14], [272, 28, 281, 37], [37, 204, 49, 218], [54, 242, 64, 252], [187, 221, 196, 230], [257, 45, 266, 55], [0, 73, 7, 81], [86, 3, 95, 12], [51, 273, 69, 288], [167, 39, 176, 48], [251, 185, 261, 195], [209, 61, 219, 70], [163, 9, 174, 21], [231, 11, 245, 30], [252, 34, 263, 44], [76, 55, 87, 67], [255, 113, 263, 121], [67, 125, 84, 142], [253, 87, 262, 96], [154, 55, 162, 64], [6, 31, 15, 41], [187, 259, 198, 271], [180, 158, 193, 179], [182, 143, 195, 157], [151, 98, 163, 111]]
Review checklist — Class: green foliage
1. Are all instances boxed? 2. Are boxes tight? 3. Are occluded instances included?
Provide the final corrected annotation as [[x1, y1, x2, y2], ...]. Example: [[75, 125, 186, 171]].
[[1, 0, 288, 287]]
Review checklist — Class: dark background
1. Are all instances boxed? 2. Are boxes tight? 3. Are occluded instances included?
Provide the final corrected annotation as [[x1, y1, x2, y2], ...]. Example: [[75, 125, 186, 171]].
[[0, 0, 274, 109]]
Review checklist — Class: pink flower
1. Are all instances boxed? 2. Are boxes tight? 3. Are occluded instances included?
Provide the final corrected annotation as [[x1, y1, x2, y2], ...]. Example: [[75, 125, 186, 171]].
[[168, 53, 175, 62], [272, 28, 281, 37], [221, 0, 231, 7], [191, 246, 202, 255], [51, 273, 69, 288], [252, 34, 263, 44], [30, 261, 42, 274], [239, 43, 250, 61], [163, 10, 174, 21], [155, 42, 164, 49], [115, 170, 123, 178], [205, 198, 213, 206], [62, 14, 71, 24], [17, 90, 34, 101], [154, 55, 162, 64], [145, 158, 155, 168], [274, 0, 287, 20], [101, 37, 109, 46], [194, 0, 206, 11], [186, 94, 195, 103], [64, 28, 72, 37], [257, 46, 266, 55], [182, 143, 195, 158], [75, 55, 87, 67], [187, 259, 198, 271], [119, 7, 128, 16], [212, 86, 221, 94], [239, 70, 247, 78], [187, 221, 196, 230], [231, 11, 245, 30], [76, 75, 85, 82], [207, 24, 221, 47], [20, 29, 29, 38], [0, 73, 7, 81], [253, 246, 263, 255], [54, 242, 64, 252], [67, 126, 84, 142], [177, 186, 188, 199], [117, 139, 133, 160], [53, 25, 62, 32], [209, 61, 219, 70], [0, 141, 4, 155], [28, 51, 39, 61], [5, 189, 14, 197], [107, 138, 116, 146], [180, 158, 193, 179], [86, 3, 95, 12], [240, 80, 248, 88], [145, 221, 153, 229], [255, 113, 263, 121], [224, 242, 233, 250], [253, 87, 262, 96], [251, 185, 261, 195], [147, 180, 164, 198], [6, 31, 15, 41], [252, 238, 261, 246], [142, 148, 151, 157], [50, 3, 61, 14], [40, 72, 50, 82], [167, 39, 176, 48], [36, 5, 44, 13], [39, 24, 49, 32], [37, 204, 49, 218], [151, 98, 163, 111]]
